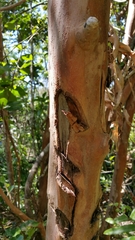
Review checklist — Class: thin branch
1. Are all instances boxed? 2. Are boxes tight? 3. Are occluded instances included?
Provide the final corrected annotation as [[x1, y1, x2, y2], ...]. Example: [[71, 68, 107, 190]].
[[121, 73, 135, 105], [25, 143, 49, 218], [2, 112, 21, 207], [0, 0, 26, 12], [0, 187, 30, 221], [20, 2, 46, 14], [0, 187, 46, 240]]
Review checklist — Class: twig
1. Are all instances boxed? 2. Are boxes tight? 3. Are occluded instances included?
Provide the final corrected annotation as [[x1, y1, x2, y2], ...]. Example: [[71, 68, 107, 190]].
[[2, 111, 21, 206], [0, 0, 26, 12], [0, 187, 30, 221], [0, 187, 46, 240], [2, 112, 21, 207], [25, 143, 49, 218]]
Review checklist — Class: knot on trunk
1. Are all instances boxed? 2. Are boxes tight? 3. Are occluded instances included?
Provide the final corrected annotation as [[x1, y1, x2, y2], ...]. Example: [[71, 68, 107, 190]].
[[76, 16, 99, 50]]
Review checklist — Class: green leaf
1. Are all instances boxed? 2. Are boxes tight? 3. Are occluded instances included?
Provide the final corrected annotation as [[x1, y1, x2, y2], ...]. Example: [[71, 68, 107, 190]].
[[9, 185, 15, 193], [11, 89, 21, 97], [0, 64, 11, 75], [8, 90, 18, 102], [27, 220, 39, 227], [5, 100, 23, 111], [16, 87, 26, 97], [13, 227, 21, 237], [104, 224, 135, 235], [26, 228, 36, 240], [17, 44, 23, 50], [0, 176, 6, 184], [22, 54, 33, 61], [105, 217, 114, 224], [4, 20, 16, 30], [16, 235, 24, 240], [21, 62, 31, 69], [114, 214, 129, 224], [109, 155, 115, 161], [130, 209, 135, 221], [122, 237, 135, 240], [113, 0, 126, 2], [0, 98, 8, 106], [20, 69, 28, 75]]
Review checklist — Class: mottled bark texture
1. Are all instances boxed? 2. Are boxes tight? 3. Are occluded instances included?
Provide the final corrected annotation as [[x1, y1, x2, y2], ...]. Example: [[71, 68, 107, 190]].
[[47, 1, 110, 239]]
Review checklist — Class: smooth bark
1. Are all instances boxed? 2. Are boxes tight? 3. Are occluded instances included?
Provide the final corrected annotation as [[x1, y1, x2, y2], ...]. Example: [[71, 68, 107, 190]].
[[47, 1, 110, 239], [123, 0, 135, 48]]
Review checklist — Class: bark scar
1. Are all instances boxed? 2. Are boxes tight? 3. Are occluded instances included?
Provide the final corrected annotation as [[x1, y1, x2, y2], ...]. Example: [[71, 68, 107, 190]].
[[62, 110, 87, 133], [76, 16, 99, 50], [55, 208, 71, 238]]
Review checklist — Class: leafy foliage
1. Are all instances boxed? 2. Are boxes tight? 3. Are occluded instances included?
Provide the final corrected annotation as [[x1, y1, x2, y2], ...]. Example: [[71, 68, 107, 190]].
[[104, 209, 135, 238], [0, 0, 48, 239]]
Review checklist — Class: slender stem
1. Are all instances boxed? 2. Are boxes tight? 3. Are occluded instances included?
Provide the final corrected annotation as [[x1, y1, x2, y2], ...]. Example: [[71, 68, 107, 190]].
[[0, 0, 26, 12]]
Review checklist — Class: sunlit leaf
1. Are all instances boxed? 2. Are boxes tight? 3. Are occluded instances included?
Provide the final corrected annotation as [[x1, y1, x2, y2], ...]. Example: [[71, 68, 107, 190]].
[[13, 227, 21, 237], [114, 214, 129, 224], [113, 0, 126, 2], [104, 224, 135, 235], [4, 20, 16, 30], [21, 62, 31, 69], [22, 54, 33, 61], [11, 89, 21, 97], [17, 44, 23, 50], [0, 98, 8, 106], [105, 217, 114, 224], [122, 237, 135, 240], [130, 209, 135, 221], [20, 69, 28, 75]]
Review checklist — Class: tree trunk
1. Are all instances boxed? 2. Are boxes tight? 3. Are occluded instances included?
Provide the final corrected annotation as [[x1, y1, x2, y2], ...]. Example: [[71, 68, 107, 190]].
[[46, 1, 110, 240], [123, 0, 135, 48]]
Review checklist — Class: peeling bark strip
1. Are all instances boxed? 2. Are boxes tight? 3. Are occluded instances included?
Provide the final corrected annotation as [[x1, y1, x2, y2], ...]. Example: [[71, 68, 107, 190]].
[[47, 0, 110, 239]]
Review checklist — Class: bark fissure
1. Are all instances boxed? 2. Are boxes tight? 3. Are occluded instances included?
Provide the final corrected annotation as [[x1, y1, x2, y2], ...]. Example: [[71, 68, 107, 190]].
[[55, 208, 71, 239], [54, 91, 84, 238]]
